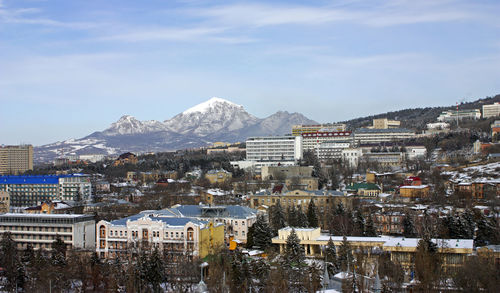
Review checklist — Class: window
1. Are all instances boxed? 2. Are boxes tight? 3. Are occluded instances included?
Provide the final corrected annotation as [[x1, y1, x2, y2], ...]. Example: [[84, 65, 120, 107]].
[[176, 232, 179, 238], [235, 231, 238, 236]]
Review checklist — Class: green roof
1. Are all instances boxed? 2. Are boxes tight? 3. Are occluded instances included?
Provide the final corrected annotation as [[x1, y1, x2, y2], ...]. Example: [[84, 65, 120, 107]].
[[346, 182, 380, 191]]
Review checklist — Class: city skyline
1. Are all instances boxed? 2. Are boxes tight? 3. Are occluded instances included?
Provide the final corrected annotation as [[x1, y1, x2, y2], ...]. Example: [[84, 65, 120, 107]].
[[1, 0, 500, 145]]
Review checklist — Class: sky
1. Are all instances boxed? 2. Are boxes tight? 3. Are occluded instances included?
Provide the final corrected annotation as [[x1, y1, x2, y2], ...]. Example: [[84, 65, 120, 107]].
[[1, 0, 500, 146]]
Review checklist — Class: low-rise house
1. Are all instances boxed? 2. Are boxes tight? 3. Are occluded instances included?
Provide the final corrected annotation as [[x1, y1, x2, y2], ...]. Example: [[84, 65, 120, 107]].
[[399, 185, 430, 199], [345, 182, 381, 197], [205, 169, 232, 184], [24, 200, 75, 214], [113, 152, 138, 166]]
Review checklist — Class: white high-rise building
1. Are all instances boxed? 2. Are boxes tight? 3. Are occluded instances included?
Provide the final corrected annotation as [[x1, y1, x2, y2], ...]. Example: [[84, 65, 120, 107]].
[[246, 136, 303, 162], [483, 102, 500, 118]]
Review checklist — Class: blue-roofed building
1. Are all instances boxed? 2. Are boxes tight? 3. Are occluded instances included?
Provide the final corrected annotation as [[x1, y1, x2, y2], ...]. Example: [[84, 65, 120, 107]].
[[164, 204, 259, 243], [96, 210, 224, 259], [0, 174, 91, 207]]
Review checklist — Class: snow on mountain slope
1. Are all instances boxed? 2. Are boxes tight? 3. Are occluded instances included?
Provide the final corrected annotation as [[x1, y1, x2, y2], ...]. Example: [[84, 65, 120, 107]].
[[101, 115, 167, 136]]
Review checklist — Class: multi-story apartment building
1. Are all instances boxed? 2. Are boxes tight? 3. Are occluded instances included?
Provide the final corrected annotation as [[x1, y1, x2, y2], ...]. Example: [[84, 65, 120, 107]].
[[0, 145, 33, 175], [166, 205, 258, 243], [0, 213, 95, 250], [246, 136, 303, 161], [292, 124, 347, 136], [363, 152, 406, 167], [0, 191, 10, 213], [0, 174, 91, 207], [371, 118, 401, 129], [342, 148, 363, 168], [354, 128, 415, 144], [96, 210, 224, 259], [482, 102, 500, 118], [301, 131, 353, 151], [437, 109, 481, 122]]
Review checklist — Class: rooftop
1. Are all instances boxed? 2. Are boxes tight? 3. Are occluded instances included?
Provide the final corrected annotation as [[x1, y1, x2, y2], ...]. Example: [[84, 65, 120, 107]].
[[0, 174, 88, 185]]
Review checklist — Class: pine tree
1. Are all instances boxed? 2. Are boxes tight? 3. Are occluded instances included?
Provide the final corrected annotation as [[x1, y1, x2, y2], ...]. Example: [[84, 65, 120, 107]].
[[354, 211, 365, 236], [285, 229, 305, 267], [365, 216, 377, 237], [297, 205, 309, 228], [307, 199, 319, 228], [270, 200, 286, 235], [325, 237, 339, 275], [338, 236, 353, 272], [403, 214, 417, 238], [146, 247, 165, 293], [252, 215, 273, 250], [245, 225, 255, 248], [0, 232, 20, 291], [287, 205, 298, 227], [51, 235, 67, 266]]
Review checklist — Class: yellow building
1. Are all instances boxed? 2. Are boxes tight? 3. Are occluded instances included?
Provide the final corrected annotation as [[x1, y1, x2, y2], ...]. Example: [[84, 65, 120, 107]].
[[0, 191, 9, 213], [399, 185, 430, 199], [250, 189, 351, 213], [372, 118, 401, 129], [272, 227, 474, 272], [292, 124, 347, 136], [285, 177, 319, 191], [24, 201, 74, 214], [205, 169, 232, 184]]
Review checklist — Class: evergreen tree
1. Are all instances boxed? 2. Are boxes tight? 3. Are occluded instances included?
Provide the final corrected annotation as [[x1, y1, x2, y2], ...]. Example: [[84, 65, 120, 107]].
[[475, 216, 500, 246], [365, 216, 377, 237], [415, 235, 441, 291], [403, 214, 417, 238], [335, 202, 345, 216], [51, 235, 67, 266], [252, 215, 273, 250], [297, 205, 309, 228], [354, 211, 365, 236], [307, 199, 319, 228], [285, 229, 305, 267], [325, 237, 339, 275], [245, 224, 255, 248], [146, 248, 165, 293], [338, 236, 353, 272], [270, 200, 286, 235], [0, 232, 20, 291], [287, 205, 298, 227]]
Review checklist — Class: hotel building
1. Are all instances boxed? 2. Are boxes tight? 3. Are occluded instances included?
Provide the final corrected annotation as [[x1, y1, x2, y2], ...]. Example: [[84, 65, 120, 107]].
[[0, 145, 33, 175]]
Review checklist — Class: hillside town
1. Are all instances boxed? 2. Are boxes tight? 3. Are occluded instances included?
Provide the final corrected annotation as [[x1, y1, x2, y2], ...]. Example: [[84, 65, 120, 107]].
[[1, 98, 500, 292]]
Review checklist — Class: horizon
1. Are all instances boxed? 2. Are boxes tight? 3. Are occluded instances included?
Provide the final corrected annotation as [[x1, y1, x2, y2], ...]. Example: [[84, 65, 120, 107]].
[[1, 0, 500, 145]]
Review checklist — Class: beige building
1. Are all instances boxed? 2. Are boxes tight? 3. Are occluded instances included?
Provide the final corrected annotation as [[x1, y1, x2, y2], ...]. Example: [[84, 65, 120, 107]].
[[0, 213, 95, 250], [261, 165, 313, 180], [205, 169, 232, 184], [285, 177, 319, 191], [96, 211, 224, 259], [272, 227, 474, 272], [371, 118, 401, 129], [0, 145, 33, 175], [0, 191, 10, 213], [292, 124, 347, 136], [250, 189, 350, 214]]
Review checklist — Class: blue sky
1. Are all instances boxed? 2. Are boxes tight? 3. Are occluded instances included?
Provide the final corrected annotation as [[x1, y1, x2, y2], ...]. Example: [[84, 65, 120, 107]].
[[1, 0, 500, 145]]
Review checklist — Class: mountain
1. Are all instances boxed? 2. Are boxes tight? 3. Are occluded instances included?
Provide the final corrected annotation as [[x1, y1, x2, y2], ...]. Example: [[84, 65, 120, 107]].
[[34, 97, 317, 162]]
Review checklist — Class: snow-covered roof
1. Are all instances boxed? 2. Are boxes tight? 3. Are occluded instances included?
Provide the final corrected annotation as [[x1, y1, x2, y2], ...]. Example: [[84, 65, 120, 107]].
[[383, 238, 473, 249]]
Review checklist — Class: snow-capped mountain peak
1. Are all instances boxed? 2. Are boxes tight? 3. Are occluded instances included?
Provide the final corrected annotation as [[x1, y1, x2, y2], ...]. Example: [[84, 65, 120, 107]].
[[182, 97, 242, 115], [103, 115, 166, 136]]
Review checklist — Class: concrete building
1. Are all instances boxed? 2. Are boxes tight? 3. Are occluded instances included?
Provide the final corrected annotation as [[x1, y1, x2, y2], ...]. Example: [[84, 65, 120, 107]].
[[363, 152, 406, 167], [316, 141, 352, 161], [371, 118, 401, 129], [437, 109, 481, 122], [399, 185, 430, 199], [492, 120, 500, 138], [261, 166, 313, 180], [301, 131, 353, 151], [246, 136, 303, 162], [0, 174, 92, 207], [346, 182, 381, 197], [0, 213, 95, 250], [342, 148, 363, 168], [482, 102, 500, 118], [78, 154, 105, 163], [272, 227, 474, 272], [96, 210, 224, 259], [292, 124, 347, 136], [0, 191, 10, 213], [0, 145, 33, 175], [354, 128, 415, 144]]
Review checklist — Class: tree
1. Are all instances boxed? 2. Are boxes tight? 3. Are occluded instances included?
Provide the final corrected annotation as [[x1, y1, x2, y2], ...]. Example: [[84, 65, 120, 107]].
[[403, 214, 417, 238], [0, 232, 20, 291], [146, 247, 165, 292], [364, 216, 377, 237], [338, 236, 353, 272], [296, 205, 309, 228], [269, 200, 286, 235], [285, 229, 305, 267], [414, 236, 441, 291], [354, 211, 365, 236], [307, 199, 319, 228], [252, 215, 273, 250], [245, 224, 255, 248], [325, 237, 339, 276], [287, 205, 298, 227]]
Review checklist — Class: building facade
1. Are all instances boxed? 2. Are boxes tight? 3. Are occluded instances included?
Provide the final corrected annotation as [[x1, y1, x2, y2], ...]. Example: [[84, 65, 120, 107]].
[[371, 118, 401, 129], [482, 102, 500, 118], [354, 128, 415, 144], [246, 136, 303, 161], [0, 191, 10, 213], [205, 169, 233, 184], [0, 145, 33, 175], [0, 213, 95, 250], [0, 174, 92, 207], [301, 131, 353, 151], [292, 124, 347, 136], [437, 109, 481, 122], [96, 211, 224, 259]]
